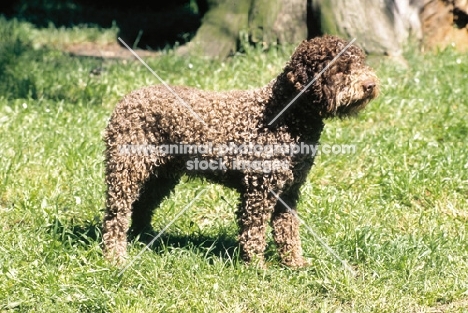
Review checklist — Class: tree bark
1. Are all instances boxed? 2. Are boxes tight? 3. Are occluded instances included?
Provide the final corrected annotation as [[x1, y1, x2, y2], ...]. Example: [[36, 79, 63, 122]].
[[178, 0, 468, 58], [249, 0, 307, 45], [311, 0, 423, 56], [177, 0, 307, 58]]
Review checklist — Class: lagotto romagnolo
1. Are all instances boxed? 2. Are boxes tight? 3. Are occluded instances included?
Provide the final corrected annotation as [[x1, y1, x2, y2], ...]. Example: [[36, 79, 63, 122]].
[[103, 35, 380, 268]]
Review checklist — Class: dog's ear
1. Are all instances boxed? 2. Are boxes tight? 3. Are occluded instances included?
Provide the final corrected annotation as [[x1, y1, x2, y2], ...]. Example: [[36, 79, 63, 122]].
[[286, 71, 303, 91]]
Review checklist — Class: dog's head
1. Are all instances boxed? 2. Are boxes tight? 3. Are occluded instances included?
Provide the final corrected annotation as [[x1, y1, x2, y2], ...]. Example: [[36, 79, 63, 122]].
[[282, 35, 379, 118]]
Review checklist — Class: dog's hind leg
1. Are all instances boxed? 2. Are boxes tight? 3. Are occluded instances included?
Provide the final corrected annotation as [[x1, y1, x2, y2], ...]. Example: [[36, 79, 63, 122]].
[[102, 160, 150, 263]]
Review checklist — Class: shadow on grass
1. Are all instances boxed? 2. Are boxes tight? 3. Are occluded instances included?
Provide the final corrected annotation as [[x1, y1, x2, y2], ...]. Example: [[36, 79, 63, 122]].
[[49, 217, 240, 262], [131, 227, 280, 265], [130, 229, 240, 263], [48, 217, 102, 248]]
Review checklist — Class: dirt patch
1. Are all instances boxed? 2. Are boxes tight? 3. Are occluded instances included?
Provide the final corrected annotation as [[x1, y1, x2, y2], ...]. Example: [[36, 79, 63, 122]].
[[63, 41, 160, 59]]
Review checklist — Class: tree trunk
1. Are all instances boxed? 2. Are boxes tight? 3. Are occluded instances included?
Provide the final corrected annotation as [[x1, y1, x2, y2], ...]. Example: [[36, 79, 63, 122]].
[[311, 0, 423, 56], [249, 0, 307, 45], [177, 0, 307, 58], [178, 0, 468, 58]]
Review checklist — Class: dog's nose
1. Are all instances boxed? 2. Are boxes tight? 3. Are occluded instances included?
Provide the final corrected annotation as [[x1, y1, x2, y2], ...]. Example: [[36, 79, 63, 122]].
[[362, 80, 376, 93]]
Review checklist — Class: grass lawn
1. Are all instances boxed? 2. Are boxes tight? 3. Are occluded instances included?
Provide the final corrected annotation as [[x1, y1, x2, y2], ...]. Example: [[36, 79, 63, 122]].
[[0, 16, 467, 312]]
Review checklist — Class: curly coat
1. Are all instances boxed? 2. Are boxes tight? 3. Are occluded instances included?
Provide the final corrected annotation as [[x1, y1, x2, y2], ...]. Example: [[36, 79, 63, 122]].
[[102, 35, 379, 268]]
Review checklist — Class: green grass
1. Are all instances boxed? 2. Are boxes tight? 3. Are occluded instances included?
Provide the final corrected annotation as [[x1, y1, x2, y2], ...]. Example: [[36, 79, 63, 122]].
[[1, 17, 468, 312]]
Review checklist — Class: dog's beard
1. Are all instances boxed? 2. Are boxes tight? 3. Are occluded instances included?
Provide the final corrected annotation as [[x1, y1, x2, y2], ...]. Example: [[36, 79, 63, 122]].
[[329, 73, 379, 117], [336, 98, 372, 117]]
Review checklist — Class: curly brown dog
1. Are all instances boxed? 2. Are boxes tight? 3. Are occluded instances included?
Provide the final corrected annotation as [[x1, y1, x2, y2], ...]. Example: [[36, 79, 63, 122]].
[[103, 35, 379, 268]]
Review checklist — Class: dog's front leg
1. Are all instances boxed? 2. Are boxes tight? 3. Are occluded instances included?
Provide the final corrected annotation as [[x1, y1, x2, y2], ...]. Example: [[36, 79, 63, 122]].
[[271, 190, 308, 268], [271, 158, 312, 268], [236, 174, 277, 267]]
